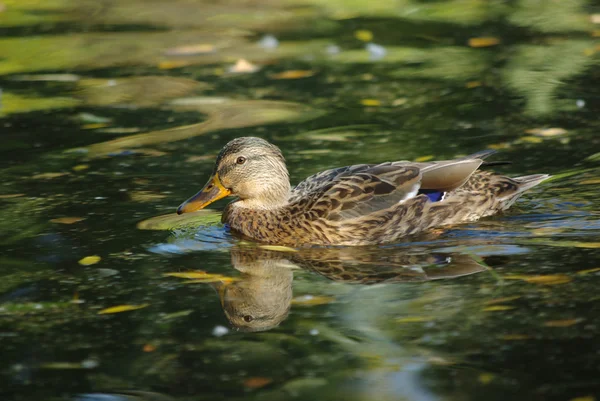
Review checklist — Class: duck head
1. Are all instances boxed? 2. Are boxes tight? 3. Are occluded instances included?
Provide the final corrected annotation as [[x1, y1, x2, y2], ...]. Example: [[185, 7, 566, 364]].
[[177, 137, 291, 214]]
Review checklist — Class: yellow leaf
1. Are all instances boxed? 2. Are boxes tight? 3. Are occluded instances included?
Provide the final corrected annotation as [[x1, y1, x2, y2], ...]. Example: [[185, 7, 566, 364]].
[[478, 373, 495, 384], [525, 127, 567, 137], [576, 267, 600, 275], [143, 344, 157, 352], [504, 274, 572, 285], [181, 277, 238, 284], [466, 81, 482, 88], [82, 123, 109, 130], [414, 155, 434, 162], [360, 99, 381, 106], [98, 304, 149, 314], [50, 217, 86, 224], [354, 29, 373, 42], [163, 271, 211, 279], [31, 172, 69, 179], [270, 70, 315, 80], [243, 377, 273, 389], [544, 319, 582, 327], [500, 334, 531, 340], [164, 44, 215, 56], [72, 164, 89, 172], [485, 296, 521, 305], [292, 295, 335, 306], [468, 37, 501, 48], [396, 316, 433, 323], [78, 256, 101, 266], [569, 397, 595, 401], [259, 245, 298, 253], [488, 142, 511, 150], [0, 193, 24, 199], [519, 136, 543, 144], [158, 60, 192, 70], [579, 179, 600, 185], [228, 59, 259, 74], [483, 305, 515, 312]]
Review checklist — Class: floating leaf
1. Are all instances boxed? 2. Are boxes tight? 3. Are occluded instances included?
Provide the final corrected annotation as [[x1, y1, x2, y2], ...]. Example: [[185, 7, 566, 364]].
[[466, 81, 482, 88], [77, 112, 112, 123], [259, 245, 298, 253], [228, 59, 259, 74], [569, 396, 596, 401], [488, 142, 511, 150], [544, 319, 582, 327], [354, 29, 373, 42], [50, 217, 86, 225], [31, 172, 69, 179], [579, 179, 600, 185], [158, 60, 193, 69], [468, 37, 501, 47], [72, 164, 89, 172], [0, 194, 25, 199], [414, 155, 434, 162], [82, 123, 109, 130], [504, 274, 572, 285], [485, 296, 521, 305], [360, 99, 381, 106], [137, 211, 222, 230], [243, 377, 273, 389], [143, 344, 157, 352], [78, 256, 101, 266], [483, 305, 515, 312], [181, 277, 238, 284], [163, 271, 211, 279], [164, 44, 215, 56], [270, 70, 315, 80], [499, 334, 531, 340], [478, 373, 495, 384], [525, 127, 568, 137], [98, 304, 149, 314], [576, 267, 600, 275], [396, 316, 433, 323], [164, 271, 237, 283], [519, 136, 543, 144]]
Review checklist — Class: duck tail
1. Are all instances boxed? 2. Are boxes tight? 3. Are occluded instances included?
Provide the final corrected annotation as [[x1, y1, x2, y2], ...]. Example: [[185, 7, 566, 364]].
[[495, 173, 551, 210], [512, 174, 552, 192]]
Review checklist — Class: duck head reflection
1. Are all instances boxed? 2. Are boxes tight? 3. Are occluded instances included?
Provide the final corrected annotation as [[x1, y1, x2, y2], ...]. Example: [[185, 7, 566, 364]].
[[210, 246, 488, 332]]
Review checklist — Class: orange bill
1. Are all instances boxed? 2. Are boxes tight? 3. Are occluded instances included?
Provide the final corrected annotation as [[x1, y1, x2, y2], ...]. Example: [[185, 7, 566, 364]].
[[177, 173, 231, 214]]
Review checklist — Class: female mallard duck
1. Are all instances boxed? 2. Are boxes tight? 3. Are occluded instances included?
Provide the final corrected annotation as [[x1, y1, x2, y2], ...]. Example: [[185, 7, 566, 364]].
[[177, 137, 549, 246]]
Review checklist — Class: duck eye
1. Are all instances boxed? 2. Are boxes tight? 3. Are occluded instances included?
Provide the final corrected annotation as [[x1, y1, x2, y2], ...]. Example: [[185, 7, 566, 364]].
[[243, 315, 253, 323], [236, 156, 247, 165]]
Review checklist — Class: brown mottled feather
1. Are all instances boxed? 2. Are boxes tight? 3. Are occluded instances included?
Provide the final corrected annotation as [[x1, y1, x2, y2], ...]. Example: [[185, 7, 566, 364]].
[[186, 137, 550, 246]]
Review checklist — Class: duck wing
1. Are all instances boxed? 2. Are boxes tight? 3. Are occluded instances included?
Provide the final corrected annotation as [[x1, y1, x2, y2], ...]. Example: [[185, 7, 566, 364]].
[[292, 158, 485, 222]]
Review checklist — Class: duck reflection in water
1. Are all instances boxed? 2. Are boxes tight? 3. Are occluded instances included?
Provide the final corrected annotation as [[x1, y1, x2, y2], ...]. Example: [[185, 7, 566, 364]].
[[209, 246, 487, 332]]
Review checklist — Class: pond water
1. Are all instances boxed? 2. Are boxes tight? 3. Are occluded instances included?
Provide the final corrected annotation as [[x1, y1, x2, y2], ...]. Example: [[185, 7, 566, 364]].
[[1, 1, 600, 400]]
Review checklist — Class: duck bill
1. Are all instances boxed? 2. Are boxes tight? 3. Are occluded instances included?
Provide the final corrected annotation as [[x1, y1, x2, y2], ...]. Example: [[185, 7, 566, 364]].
[[176, 173, 231, 214]]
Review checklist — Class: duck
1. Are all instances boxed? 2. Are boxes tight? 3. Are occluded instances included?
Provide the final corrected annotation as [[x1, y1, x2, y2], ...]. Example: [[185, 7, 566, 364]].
[[176, 137, 549, 246]]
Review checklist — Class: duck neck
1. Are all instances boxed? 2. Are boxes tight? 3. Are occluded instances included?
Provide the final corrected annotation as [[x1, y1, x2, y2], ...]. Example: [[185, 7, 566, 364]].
[[235, 179, 291, 210]]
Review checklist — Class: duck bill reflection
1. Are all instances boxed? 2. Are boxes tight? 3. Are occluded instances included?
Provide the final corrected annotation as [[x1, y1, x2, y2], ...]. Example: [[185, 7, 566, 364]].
[[177, 173, 231, 214]]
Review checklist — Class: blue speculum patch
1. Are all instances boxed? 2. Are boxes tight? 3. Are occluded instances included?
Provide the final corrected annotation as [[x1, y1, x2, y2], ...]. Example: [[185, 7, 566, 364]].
[[418, 189, 445, 202]]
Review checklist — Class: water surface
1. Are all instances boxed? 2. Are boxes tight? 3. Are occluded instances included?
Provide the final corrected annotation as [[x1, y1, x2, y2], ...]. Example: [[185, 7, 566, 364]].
[[1, 1, 600, 400]]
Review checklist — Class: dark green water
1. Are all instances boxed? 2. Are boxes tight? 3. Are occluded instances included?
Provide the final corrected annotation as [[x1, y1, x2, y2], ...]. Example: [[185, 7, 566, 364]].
[[2, 1, 600, 400]]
